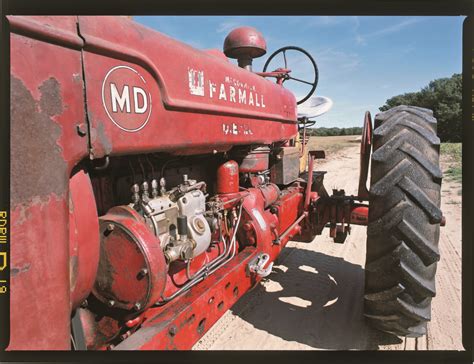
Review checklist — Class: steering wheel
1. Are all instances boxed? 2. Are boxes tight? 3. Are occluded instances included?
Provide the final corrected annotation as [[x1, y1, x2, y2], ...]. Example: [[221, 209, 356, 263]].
[[263, 46, 319, 105]]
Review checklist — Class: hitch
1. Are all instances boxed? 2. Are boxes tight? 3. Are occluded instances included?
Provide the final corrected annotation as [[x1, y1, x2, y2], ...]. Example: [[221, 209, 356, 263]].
[[246, 253, 273, 278]]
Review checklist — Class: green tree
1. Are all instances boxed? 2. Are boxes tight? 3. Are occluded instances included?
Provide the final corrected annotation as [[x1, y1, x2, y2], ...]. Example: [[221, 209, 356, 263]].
[[380, 74, 462, 142]]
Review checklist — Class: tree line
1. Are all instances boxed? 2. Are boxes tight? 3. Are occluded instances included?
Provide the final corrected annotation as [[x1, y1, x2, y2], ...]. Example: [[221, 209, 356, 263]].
[[305, 127, 363, 136], [379, 73, 461, 142]]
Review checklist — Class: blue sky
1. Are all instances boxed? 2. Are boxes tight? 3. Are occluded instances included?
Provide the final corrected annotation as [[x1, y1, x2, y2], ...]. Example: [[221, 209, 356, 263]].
[[134, 16, 464, 127]]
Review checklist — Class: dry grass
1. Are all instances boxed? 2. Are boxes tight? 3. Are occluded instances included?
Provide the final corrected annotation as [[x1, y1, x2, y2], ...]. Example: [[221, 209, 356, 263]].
[[306, 135, 361, 156], [440, 143, 462, 183]]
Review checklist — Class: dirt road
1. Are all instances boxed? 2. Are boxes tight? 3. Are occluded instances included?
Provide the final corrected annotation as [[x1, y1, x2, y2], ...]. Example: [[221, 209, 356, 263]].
[[193, 143, 463, 351]]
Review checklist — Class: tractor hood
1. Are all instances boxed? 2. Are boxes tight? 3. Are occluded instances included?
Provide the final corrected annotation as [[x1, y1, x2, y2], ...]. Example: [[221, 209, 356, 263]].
[[8, 16, 299, 158]]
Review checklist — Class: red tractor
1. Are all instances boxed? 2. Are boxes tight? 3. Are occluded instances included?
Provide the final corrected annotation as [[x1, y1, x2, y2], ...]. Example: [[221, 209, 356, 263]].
[[8, 16, 444, 350]]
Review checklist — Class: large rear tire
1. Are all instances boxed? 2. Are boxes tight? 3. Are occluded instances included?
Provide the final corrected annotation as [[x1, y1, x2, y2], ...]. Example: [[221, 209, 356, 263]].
[[364, 105, 443, 337]]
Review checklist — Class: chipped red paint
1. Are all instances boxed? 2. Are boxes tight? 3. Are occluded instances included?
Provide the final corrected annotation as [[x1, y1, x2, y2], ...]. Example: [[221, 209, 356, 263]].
[[78, 307, 121, 350], [10, 197, 71, 350], [93, 206, 167, 312], [9, 16, 89, 350]]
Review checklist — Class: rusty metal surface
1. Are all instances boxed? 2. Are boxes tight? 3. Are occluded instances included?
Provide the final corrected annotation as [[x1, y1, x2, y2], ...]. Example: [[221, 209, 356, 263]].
[[237, 146, 270, 173], [257, 183, 281, 209], [7, 16, 84, 50], [94, 206, 167, 312], [274, 187, 304, 234], [78, 307, 121, 350], [270, 146, 300, 185], [9, 20, 89, 349], [10, 76, 67, 207]]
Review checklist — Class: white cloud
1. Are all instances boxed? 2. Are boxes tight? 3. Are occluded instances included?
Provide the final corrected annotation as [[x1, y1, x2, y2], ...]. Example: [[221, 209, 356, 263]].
[[355, 17, 424, 46], [317, 48, 361, 72], [370, 17, 423, 37]]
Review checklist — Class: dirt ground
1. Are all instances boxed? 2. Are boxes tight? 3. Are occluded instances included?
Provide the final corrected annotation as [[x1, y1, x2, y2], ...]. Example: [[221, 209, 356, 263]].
[[193, 139, 463, 351]]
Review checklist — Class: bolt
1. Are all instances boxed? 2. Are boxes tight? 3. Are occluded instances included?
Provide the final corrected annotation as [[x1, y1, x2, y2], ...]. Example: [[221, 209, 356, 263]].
[[76, 123, 87, 137], [248, 237, 256, 245], [213, 149, 218, 154], [104, 223, 115, 236], [243, 223, 252, 231], [137, 268, 148, 279], [168, 325, 177, 337], [80, 299, 88, 308], [134, 302, 142, 311], [194, 218, 205, 233], [107, 300, 115, 307]]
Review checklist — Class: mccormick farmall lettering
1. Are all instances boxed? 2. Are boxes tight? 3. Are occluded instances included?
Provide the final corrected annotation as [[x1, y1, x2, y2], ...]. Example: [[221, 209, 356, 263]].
[[188, 68, 266, 108]]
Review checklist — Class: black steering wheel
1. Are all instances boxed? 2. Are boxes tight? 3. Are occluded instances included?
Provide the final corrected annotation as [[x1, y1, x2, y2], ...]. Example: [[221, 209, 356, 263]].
[[263, 46, 319, 105]]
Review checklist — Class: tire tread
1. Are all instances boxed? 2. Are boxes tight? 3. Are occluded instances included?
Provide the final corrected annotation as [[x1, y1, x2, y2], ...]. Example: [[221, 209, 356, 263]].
[[364, 105, 442, 337]]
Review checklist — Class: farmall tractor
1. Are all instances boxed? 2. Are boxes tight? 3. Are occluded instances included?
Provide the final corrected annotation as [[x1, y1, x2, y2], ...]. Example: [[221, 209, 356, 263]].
[[8, 16, 444, 350]]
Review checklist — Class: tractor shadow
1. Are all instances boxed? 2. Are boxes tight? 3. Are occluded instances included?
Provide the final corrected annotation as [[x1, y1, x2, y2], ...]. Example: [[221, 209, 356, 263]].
[[230, 246, 402, 350]]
